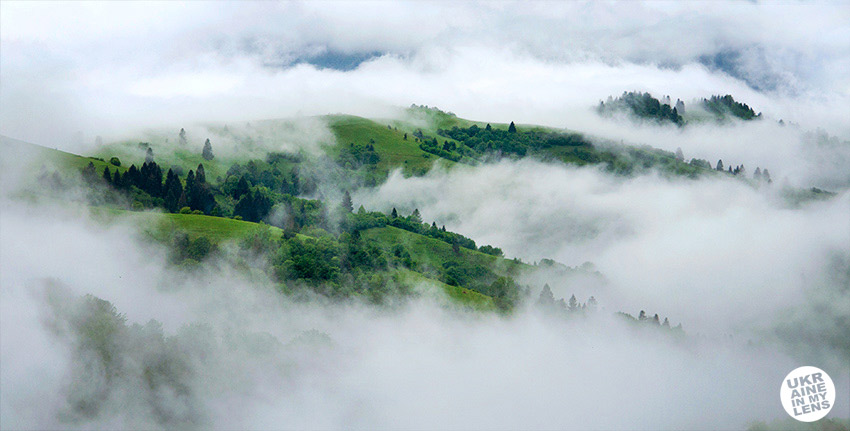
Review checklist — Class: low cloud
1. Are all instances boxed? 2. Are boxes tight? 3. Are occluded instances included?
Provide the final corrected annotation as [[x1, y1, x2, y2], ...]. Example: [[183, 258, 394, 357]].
[[356, 160, 850, 338], [4, 201, 845, 429]]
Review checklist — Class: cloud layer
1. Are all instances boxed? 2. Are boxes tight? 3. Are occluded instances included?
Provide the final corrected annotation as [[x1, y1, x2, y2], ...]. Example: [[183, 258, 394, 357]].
[[2, 1, 849, 150], [3, 201, 846, 429]]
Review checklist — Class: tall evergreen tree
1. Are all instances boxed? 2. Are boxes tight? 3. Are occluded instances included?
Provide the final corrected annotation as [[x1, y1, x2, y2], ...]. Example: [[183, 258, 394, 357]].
[[234, 175, 250, 199], [81, 162, 96, 183], [391, 207, 398, 218], [536, 284, 555, 308], [179, 128, 187, 145], [568, 294, 578, 312], [196, 164, 206, 184], [202, 139, 214, 161], [342, 191, 353, 213], [508, 121, 517, 133], [102, 166, 112, 184], [716, 159, 724, 171], [185, 170, 196, 209], [145, 147, 154, 163], [163, 169, 184, 213]]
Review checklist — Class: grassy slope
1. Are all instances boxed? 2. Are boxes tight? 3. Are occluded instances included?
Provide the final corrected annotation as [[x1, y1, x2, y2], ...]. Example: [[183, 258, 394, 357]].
[[362, 225, 528, 278], [95, 139, 233, 181], [396, 268, 497, 311], [2, 135, 129, 176], [85, 206, 499, 310], [326, 114, 454, 177]]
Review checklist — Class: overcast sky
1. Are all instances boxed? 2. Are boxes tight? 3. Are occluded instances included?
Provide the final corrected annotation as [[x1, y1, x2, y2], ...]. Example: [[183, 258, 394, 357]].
[[2, 1, 849, 146]]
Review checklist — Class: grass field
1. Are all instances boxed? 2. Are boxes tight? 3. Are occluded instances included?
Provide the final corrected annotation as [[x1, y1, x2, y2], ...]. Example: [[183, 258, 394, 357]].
[[326, 114, 453, 176], [396, 268, 497, 311], [95, 140, 232, 181], [2, 135, 130, 177], [362, 225, 529, 278]]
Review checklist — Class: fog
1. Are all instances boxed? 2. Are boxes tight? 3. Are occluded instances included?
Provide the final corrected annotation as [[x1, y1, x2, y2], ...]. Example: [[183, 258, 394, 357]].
[[3, 198, 846, 430], [2, 1, 849, 429], [2, 141, 849, 428], [2, 2, 849, 151], [355, 160, 850, 337]]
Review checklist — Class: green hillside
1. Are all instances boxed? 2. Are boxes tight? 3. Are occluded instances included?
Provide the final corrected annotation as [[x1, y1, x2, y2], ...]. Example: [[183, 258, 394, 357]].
[[363, 225, 527, 277], [326, 114, 456, 178], [1, 135, 129, 176], [84, 206, 501, 311]]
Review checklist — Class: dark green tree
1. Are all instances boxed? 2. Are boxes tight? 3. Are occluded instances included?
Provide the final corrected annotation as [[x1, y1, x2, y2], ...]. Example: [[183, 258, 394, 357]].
[[234, 175, 250, 199], [102, 166, 112, 184], [342, 191, 353, 213], [410, 208, 422, 224], [202, 139, 214, 161], [508, 121, 517, 133], [81, 162, 97, 183], [163, 169, 184, 213], [145, 147, 154, 163]]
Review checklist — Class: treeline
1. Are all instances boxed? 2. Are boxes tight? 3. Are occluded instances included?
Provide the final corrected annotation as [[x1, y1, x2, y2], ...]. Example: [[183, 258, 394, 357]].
[[85, 159, 215, 215], [617, 310, 684, 333], [436, 122, 592, 159], [702, 95, 760, 121], [339, 199, 503, 257], [83, 148, 327, 231], [597, 91, 684, 125], [535, 284, 598, 314], [233, 211, 519, 309], [406, 123, 592, 165], [713, 159, 772, 182], [597, 92, 761, 124], [337, 141, 380, 169]]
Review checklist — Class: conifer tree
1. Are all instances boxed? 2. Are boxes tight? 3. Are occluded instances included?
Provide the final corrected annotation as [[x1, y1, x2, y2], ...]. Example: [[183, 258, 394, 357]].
[[202, 138, 214, 161], [342, 191, 353, 213], [102, 166, 112, 184], [508, 121, 517, 133], [537, 284, 555, 308]]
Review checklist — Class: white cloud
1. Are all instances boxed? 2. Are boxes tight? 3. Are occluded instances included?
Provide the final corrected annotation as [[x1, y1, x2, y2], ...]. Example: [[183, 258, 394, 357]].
[[2, 1, 849, 150]]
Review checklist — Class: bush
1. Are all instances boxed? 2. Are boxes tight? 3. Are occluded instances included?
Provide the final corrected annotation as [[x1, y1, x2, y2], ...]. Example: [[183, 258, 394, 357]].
[[109, 157, 121, 167], [179, 207, 192, 214]]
